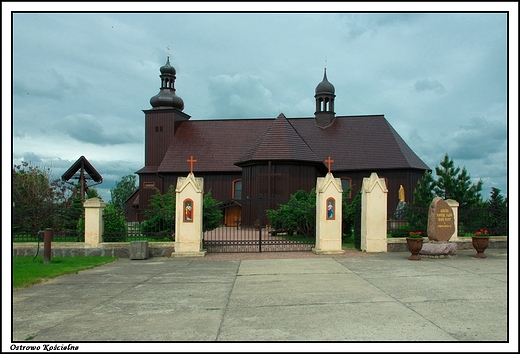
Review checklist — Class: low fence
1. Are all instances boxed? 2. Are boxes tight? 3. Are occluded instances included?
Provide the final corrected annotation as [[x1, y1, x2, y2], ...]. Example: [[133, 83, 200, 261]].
[[12, 242, 175, 258], [387, 236, 508, 252], [387, 204, 508, 238], [103, 208, 175, 242], [13, 202, 508, 256]]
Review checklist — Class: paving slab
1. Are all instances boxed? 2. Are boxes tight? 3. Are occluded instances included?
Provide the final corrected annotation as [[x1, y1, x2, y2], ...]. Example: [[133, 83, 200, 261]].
[[7, 249, 515, 352]]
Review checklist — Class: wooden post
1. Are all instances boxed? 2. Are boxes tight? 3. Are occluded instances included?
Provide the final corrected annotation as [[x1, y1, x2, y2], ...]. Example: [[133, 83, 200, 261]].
[[44, 228, 53, 264]]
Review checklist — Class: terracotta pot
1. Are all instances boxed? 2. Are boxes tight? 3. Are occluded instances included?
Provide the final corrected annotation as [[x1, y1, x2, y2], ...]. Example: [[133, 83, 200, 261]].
[[406, 237, 423, 260], [472, 236, 489, 258]]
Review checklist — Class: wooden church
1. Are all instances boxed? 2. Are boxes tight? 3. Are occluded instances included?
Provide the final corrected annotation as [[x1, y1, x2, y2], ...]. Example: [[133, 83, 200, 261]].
[[127, 55, 431, 226]]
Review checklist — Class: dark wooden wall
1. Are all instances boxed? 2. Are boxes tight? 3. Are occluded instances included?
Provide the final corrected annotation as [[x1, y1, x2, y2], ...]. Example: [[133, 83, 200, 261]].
[[137, 168, 427, 222]]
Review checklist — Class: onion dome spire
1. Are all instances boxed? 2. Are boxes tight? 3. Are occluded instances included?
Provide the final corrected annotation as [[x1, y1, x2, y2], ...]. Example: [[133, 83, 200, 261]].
[[150, 52, 184, 110], [315, 67, 335, 95], [314, 67, 336, 128]]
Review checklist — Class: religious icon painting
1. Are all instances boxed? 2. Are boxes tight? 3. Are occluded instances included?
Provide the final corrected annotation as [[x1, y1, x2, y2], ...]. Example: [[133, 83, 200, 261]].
[[326, 197, 335, 220], [183, 199, 193, 222]]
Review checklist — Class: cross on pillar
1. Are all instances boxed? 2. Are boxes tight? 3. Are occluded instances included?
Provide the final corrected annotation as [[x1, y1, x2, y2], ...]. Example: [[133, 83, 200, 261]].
[[187, 156, 197, 174], [325, 156, 334, 174]]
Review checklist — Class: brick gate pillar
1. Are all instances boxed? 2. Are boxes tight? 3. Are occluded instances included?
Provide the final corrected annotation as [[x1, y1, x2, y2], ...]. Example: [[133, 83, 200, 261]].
[[361, 173, 388, 252], [313, 172, 345, 255], [173, 172, 206, 257]]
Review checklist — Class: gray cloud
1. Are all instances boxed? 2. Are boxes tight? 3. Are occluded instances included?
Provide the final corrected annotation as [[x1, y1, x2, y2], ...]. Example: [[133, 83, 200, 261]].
[[53, 114, 141, 146], [8, 10, 511, 200], [414, 78, 446, 94], [13, 68, 88, 100], [208, 74, 277, 118], [450, 117, 507, 160]]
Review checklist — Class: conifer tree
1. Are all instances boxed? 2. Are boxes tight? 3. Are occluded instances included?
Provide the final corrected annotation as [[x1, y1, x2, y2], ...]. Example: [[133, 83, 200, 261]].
[[432, 153, 482, 207], [412, 170, 435, 207]]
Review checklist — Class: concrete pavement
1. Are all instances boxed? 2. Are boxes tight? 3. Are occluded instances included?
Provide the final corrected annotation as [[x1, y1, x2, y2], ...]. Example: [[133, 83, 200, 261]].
[[7, 249, 515, 351]]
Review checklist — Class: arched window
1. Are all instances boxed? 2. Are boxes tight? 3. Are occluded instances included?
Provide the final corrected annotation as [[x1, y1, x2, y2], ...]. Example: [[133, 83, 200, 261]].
[[233, 179, 242, 200], [341, 178, 352, 199]]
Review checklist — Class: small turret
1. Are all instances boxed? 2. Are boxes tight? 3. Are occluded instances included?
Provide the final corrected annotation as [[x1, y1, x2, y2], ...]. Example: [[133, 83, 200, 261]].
[[314, 68, 336, 128], [150, 56, 185, 110]]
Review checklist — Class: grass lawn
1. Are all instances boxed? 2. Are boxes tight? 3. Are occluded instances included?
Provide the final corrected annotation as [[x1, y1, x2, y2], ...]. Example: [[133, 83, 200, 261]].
[[12, 256, 118, 290]]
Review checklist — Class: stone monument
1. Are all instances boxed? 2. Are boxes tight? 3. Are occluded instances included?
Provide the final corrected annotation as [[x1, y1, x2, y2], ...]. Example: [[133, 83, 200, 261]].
[[313, 157, 345, 254], [420, 196, 457, 257]]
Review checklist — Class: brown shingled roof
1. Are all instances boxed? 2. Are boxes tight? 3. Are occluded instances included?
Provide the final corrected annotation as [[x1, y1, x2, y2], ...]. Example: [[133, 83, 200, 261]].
[[235, 113, 323, 166], [156, 114, 430, 173], [157, 118, 272, 173], [289, 115, 430, 171]]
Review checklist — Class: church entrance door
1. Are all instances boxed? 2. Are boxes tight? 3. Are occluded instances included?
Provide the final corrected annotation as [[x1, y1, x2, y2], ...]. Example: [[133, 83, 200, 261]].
[[203, 197, 315, 253]]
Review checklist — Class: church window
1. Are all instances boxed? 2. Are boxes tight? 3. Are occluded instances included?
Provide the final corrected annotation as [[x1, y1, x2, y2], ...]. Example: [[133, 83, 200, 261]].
[[143, 182, 155, 189], [155, 126, 163, 132], [341, 178, 352, 199], [233, 179, 242, 200]]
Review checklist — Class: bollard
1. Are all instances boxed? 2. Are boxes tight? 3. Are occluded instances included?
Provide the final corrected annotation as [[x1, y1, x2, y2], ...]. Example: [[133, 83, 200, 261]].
[[44, 228, 53, 264]]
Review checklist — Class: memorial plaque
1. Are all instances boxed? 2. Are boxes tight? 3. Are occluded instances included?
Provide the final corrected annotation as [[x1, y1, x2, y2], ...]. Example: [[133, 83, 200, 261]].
[[427, 197, 455, 242]]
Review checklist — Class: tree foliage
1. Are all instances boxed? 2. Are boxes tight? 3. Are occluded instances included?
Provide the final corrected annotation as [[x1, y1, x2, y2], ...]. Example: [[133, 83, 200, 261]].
[[140, 185, 176, 236], [110, 174, 137, 211], [266, 189, 316, 238], [485, 187, 508, 235], [432, 153, 483, 207], [267, 187, 361, 240], [203, 190, 223, 232], [102, 203, 128, 241], [139, 186, 223, 236], [341, 185, 357, 237], [12, 161, 69, 209], [407, 153, 506, 235], [12, 162, 79, 234]]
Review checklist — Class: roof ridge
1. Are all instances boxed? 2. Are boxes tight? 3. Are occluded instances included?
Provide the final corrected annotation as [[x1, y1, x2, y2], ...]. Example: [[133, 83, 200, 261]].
[[235, 113, 322, 165]]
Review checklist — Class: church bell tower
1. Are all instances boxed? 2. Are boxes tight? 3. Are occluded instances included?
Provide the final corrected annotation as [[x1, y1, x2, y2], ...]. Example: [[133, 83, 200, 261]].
[[143, 51, 190, 167], [314, 67, 336, 128]]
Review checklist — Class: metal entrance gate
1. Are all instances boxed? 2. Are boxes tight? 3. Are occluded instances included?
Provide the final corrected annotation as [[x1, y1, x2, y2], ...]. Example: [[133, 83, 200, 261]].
[[203, 197, 315, 253]]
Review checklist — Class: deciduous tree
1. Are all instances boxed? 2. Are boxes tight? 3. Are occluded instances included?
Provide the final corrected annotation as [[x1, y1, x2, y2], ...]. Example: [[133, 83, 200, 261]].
[[110, 174, 138, 211]]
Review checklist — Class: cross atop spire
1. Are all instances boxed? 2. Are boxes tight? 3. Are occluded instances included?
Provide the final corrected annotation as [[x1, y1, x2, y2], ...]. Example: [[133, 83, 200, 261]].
[[325, 156, 334, 174], [187, 156, 197, 174]]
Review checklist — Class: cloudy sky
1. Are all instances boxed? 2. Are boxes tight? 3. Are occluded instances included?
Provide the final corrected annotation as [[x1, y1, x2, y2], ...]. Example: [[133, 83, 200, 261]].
[[5, 3, 517, 204]]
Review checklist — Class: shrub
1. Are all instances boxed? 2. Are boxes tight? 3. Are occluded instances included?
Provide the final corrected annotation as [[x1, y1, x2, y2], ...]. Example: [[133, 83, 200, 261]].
[[103, 203, 127, 242], [203, 190, 223, 232], [266, 189, 316, 238]]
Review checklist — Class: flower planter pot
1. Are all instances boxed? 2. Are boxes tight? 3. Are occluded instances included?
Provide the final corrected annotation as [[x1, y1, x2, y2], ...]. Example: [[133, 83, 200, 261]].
[[472, 236, 489, 258], [406, 237, 423, 260]]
